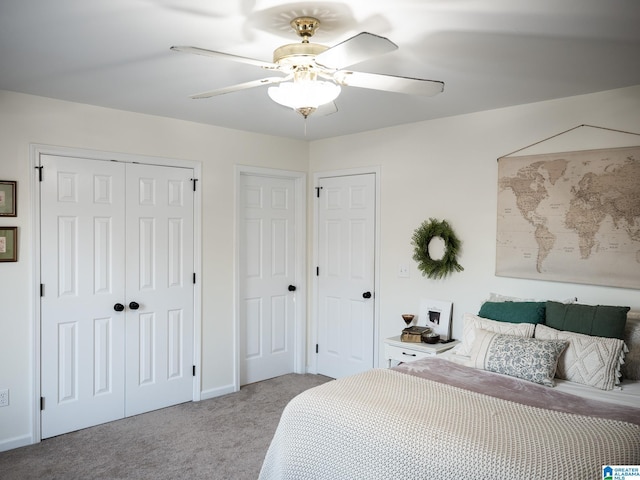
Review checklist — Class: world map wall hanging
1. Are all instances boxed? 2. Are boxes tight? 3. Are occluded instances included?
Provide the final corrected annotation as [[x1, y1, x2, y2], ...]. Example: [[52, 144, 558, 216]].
[[496, 145, 640, 290]]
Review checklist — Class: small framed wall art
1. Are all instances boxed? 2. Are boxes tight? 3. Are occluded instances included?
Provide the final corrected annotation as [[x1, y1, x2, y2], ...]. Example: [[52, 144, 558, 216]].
[[0, 181, 17, 217], [419, 298, 453, 340], [0, 227, 18, 262]]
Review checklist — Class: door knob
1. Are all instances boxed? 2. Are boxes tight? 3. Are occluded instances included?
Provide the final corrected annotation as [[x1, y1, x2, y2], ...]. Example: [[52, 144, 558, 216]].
[[362, 291, 372, 299], [288, 285, 297, 292], [114, 303, 125, 312], [129, 301, 140, 310]]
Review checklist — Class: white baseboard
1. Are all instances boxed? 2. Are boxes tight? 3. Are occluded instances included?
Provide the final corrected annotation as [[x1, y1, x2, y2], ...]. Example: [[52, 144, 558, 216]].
[[200, 383, 236, 401], [0, 434, 33, 453], [0, 385, 240, 452]]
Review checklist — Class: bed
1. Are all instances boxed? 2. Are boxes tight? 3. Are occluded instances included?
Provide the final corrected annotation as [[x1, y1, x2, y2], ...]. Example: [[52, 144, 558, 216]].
[[259, 304, 640, 480]]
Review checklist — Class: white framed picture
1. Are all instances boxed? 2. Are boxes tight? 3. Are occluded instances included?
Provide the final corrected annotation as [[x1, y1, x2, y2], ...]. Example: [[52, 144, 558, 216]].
[[419, 298, 453, 340]]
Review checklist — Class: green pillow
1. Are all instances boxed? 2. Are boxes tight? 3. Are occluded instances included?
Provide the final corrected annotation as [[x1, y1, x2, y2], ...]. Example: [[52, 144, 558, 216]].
[[545, 301, 629, 340], [478, 301, 546, 324]]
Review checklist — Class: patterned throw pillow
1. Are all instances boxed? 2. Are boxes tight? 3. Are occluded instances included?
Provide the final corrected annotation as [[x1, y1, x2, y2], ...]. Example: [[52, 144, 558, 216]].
[[457, 313, 536, 356], [535, 324, 626, 390], [470, 328, 568, 387]]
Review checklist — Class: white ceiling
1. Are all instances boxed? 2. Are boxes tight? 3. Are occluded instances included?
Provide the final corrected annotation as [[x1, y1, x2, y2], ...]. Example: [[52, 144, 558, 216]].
[[1, 0, 639, 141]]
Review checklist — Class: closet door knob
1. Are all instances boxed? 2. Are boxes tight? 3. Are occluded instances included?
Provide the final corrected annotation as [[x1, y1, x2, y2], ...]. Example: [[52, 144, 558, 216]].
[[288, 285, 297, 292], [114, 303, 125, 312], [129, 301, 140, 310], [362, 291, 372, 299]]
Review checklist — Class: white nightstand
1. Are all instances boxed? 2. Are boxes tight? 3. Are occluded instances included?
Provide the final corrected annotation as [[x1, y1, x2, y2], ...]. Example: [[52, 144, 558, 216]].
[[383, 336, 459, 367]]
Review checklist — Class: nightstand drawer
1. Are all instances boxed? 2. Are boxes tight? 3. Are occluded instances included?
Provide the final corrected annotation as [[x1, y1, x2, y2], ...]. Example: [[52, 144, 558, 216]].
[[383, 336, 459, 367], [384, 343, 436, 363]]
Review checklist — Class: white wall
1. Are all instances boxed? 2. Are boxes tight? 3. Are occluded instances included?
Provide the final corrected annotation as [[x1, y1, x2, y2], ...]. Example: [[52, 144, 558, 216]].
[[309, 85, 640, 365], [2, 84, 639, 451], [0, 90, 308, 450]]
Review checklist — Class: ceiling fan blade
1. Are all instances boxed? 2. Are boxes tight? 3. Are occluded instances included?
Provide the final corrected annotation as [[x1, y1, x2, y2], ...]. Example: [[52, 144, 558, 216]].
[[333, 71, 444, 97], [171, 45, 277, 70], [189, 77, 287, 99], [315, 32, 398, 70]]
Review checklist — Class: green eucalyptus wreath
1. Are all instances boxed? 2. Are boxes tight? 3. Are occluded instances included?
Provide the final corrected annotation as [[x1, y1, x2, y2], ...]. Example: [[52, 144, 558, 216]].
[[411, 218, 464, 279]]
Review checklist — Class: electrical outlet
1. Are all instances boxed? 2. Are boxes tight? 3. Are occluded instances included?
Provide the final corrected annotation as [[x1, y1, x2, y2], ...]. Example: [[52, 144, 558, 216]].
[[0, 389, 8, 407]]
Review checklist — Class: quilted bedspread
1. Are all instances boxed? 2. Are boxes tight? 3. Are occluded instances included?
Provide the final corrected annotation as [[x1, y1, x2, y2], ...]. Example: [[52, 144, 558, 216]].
[[259, 361, 640, 479]]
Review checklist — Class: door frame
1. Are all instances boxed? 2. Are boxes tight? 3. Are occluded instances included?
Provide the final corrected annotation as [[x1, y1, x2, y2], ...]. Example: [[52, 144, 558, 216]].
[[30, 144, 202, 444], [309, 167, 381, 375], [233, 166, 307, 391]]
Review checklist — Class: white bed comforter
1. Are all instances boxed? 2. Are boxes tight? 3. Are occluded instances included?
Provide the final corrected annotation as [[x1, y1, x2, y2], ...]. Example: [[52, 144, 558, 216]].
[[259, 363, 640, 480]]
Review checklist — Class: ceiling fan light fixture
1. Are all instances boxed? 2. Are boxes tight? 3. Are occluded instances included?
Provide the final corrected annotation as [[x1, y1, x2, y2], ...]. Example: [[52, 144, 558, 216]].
[[267, 79, 341, 115]]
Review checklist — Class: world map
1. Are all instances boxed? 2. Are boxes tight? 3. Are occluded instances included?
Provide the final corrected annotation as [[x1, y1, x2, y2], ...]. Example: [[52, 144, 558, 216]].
[[496, 146, 640, 289]]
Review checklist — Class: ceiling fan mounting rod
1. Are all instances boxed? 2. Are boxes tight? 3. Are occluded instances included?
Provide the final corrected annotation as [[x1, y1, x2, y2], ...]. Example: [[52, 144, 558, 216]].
[[272, 17, 327, 66], [290, 16, 320, 43]]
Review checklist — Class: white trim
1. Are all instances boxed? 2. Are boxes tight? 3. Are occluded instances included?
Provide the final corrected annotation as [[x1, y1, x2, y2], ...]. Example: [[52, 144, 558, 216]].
[[30, 144, 202, 445], [30, 144, 43, 446], [0, 434, 33, 453], [234, 165, 307, 391], [200, 383, 236, 401], [309, 166, 381, 374]]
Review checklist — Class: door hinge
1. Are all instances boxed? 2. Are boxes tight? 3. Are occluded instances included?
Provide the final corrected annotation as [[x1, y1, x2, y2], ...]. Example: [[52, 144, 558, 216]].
[[40, 284, 44, 297], [192, 365, 196, 377], [35, 165, 43, 182], [40, 397, 45, 411], [191, 178, 198, 192], [316, 266, 319, 276], [193, 273, 196, 284], [315, 344, 319, 354], [315, 186, 322, 198]]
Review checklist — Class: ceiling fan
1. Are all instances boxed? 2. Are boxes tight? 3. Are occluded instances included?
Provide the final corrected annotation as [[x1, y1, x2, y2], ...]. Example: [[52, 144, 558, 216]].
[[171, 16, 444, 119]]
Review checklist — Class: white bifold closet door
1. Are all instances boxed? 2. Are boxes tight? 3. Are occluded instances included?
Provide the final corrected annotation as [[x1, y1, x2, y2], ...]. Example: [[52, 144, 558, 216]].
[[40, 155, 194, 439]]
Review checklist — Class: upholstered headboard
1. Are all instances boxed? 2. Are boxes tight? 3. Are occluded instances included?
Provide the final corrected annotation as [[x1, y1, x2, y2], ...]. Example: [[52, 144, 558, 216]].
[[622, 312, 640, 380]]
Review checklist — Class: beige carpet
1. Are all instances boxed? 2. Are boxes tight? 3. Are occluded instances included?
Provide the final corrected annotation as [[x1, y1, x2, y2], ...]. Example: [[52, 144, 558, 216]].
[[0, 373, 331, 480]]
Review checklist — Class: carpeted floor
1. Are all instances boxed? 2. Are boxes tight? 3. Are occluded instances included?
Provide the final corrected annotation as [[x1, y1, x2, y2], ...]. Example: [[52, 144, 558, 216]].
[[0, 373, 331, 480]]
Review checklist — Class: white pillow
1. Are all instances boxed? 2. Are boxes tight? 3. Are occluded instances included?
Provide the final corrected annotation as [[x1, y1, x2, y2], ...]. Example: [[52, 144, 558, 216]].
[[457, 313, 536, 356], [534, 324, 626, 391]]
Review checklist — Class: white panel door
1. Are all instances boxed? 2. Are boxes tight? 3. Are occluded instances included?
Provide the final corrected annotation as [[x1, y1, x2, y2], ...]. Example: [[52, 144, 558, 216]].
[[40, 156, 194, 438], [239, 174, 296, 385], [125, 163, 194, 415], [40, 155, 127, 438], [317, 174, 376, 379]]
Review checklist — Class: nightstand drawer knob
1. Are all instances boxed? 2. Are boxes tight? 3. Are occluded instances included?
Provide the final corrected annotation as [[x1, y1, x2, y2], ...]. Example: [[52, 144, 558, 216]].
[[402, 352, 417, 357]]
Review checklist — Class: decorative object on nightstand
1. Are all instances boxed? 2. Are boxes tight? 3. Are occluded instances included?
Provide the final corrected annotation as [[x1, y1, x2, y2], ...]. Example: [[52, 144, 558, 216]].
[[422, 331, 440, 344], [401, 325, 431, 343], [401, 314, 415, 327], [419, 298, 453, 341]]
